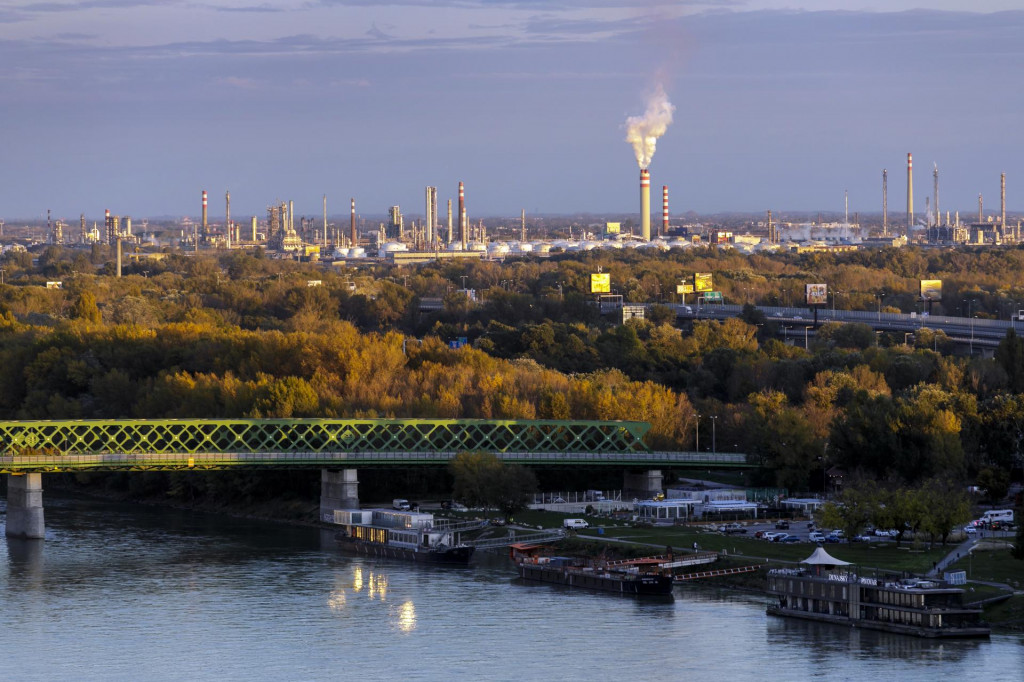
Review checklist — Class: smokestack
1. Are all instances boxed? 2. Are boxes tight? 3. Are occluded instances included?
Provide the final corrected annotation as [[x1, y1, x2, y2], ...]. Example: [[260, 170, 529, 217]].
[[350, 198, 356, 247], [251, 216, 257, 242], [640, 169, 651, 241], [447, 199, 453, 245], [979, 194, 983, 223], [906, 154, 913, 232], [1001, 172, 1006, 233], [289, 200, 294, 233], [202, 190, 208, 235], [882, 169, 888, 237], [323, 195, 327, 248], [933, 164, 940, 228], [225, 191, 231, 249], [662, 186, 669, 236], [116, 238, 122, 278], [458, 182, 466, 249]]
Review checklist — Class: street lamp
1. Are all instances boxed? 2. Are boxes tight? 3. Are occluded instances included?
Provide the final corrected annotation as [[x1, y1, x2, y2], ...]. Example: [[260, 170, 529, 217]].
[[694, 414, 701, 453], [709, 416, 718, 454], [876, 291, 885, 321], [971, 315, 976, 356], [804, 325, 812, 350]]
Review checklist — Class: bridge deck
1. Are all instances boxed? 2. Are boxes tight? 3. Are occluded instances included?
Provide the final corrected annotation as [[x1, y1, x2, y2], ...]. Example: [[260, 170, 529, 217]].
[[0, 419, 752, 472]]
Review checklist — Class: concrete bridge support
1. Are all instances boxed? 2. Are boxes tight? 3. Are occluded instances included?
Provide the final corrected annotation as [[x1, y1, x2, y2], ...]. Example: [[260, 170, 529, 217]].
[[624, 469, 662, 500], [320, 469, 359, 522], [6, 473, 45, 539]]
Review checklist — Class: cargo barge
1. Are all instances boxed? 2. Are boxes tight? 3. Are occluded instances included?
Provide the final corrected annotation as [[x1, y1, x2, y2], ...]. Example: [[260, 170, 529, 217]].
[[511, 543, 674, 596], [330, 509, 474, 566], [766, 548, 989, 638]]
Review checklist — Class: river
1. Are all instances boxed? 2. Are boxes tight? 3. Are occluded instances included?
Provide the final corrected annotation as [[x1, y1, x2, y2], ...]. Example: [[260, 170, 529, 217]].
[[1, 494, 1021, 681]]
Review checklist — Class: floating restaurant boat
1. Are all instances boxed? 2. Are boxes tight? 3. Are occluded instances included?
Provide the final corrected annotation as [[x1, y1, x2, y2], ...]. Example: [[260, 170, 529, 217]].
[[510, 543, 674, 596], [331, 509, 474, 566], [766, 547, 990, 638]]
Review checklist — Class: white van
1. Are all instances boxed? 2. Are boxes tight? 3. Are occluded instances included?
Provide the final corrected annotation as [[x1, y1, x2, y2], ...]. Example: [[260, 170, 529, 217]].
[[563, 518, 589, 529], [392, 498, 411, 511], [981, 509, 1014, 524]]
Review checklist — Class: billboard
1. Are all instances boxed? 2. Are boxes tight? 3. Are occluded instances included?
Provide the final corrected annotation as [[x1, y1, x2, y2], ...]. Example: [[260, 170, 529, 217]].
[[676, 283, 694, 295], [805, 283, 828, 306], [694, 272, 713, 292], [590, 273, 610, 293], [605, 222, 621, 235], [920, 279, 942, 301]]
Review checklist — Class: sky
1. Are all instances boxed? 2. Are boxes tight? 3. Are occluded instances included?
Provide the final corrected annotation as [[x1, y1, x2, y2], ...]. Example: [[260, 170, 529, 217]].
[[1, 1, 1023, 221]]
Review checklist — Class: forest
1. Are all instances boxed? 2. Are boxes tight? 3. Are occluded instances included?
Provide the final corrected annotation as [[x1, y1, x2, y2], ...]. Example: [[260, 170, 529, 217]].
[[1, 243, 1022, 516]]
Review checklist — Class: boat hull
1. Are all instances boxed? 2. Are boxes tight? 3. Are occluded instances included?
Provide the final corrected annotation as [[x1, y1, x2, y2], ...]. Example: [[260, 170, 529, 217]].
[[767, 605, 990, 638], [336, 537, 474, 566], [517, 564, 673, 596]]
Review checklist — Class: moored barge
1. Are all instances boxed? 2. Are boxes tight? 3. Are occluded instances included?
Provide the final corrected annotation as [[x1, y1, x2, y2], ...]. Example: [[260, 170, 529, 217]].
[[766, 548, 989, 638], [511, 543, 674, 596], [331, 509, 474, 566]]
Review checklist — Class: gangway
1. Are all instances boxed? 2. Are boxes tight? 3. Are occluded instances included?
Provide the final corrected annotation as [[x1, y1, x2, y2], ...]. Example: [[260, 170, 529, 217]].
[[467, 529, 566, 549], [674, 565, 763, 581], [432, 518, 489, 532]]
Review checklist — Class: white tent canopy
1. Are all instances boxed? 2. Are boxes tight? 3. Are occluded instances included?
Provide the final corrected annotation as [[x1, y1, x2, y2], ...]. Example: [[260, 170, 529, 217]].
[[799, 547, 851, 567]]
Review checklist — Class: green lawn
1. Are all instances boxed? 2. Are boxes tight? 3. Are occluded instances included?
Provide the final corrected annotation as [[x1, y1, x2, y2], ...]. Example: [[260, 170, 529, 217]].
[[574, 524, 950, 574], [945, 547, 1024, 586]]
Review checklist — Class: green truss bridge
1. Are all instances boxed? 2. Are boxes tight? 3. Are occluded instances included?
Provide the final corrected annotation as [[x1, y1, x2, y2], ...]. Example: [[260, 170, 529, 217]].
[[0, 418, 750, 472], [0, 418, 752, 540]]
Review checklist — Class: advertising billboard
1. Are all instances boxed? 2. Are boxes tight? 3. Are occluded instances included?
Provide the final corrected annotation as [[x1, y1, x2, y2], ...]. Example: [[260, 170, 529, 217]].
[[676, 283, 694, 295], [605, 222, 621, 235], [590, 273, 610, 294], [805, 283, 828, 306], [694, 272, 713, 292], [920, 279, 942, 301]]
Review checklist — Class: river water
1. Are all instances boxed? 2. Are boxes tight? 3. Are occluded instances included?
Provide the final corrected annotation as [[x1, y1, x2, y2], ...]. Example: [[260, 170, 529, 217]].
[[1, 494, 1021, 681]]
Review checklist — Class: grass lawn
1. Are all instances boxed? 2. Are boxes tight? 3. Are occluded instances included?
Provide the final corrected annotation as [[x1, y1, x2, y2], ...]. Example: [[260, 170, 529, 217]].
[[945, 546, 1023, 586], [574, 524, 950, 574]]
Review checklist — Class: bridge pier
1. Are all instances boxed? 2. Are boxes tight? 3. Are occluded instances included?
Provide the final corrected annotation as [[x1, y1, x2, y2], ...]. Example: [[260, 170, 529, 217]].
[[320, 469, 359, 522], [5, 473, 45, 539], [624, 469, 663, 500]]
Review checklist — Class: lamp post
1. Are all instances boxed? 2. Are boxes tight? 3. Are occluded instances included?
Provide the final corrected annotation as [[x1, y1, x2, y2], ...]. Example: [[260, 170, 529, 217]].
[[971, 315, 976, 356], [694, 414, 701, 453], [804, 325, 812, 350], [709, 416, 718, 454], [876, 291, 885, 321]]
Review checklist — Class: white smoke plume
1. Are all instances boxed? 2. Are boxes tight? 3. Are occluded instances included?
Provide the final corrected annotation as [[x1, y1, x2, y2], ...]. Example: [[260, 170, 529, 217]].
[[624, 85, 675, 169]]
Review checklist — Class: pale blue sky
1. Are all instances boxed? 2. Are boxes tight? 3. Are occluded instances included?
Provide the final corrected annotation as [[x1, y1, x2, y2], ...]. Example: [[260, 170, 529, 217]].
[[1, 1, 1021, 220]]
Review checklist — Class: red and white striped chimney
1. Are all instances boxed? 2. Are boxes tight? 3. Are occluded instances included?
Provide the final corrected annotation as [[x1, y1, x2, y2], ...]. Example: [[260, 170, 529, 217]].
[[662, 185, 669, 236], [201, 190, 208, 231]]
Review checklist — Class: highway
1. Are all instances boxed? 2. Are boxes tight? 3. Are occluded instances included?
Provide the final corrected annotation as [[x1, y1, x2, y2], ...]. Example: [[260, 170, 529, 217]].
[[668, 302, 1020, 350]]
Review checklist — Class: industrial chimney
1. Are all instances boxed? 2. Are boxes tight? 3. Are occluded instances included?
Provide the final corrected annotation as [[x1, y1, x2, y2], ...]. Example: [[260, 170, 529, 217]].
[[350, 198, 356, 247], [202, 190, 208, 237], [906, 154, 913, 232], [640, 169, 651, 241], [662, 186, 669, 236], [1001, 172, 1006, 235], [225, 191, 231, 249], [458, 182, 466, 249]]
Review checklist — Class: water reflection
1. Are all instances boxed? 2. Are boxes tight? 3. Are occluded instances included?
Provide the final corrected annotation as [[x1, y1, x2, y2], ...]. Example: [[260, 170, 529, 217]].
[[5, 538, 44, 587], [393, 600, 416, 633]]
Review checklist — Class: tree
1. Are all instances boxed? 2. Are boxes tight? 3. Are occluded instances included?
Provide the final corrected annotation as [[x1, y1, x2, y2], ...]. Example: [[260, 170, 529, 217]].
[[995, 327, 1024, 393], [70, 291, 101, 323], [918, 478, 971, 547], [448, 451, 537, 520], [975, 467, 1011, 504]]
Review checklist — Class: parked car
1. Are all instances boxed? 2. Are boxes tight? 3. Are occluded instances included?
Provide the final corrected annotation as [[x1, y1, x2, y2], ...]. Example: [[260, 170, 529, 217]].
[[824, 534, 841, 543], [851, 534, 872, 543], [775, 521, 790, 530], [874, 529, 892, 537], [763, 532, 785, 542], [809, 531, 826, 543], [719, 523, 747, 534], [780, 535, 801, 543], [963, 525, 977, 535]]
